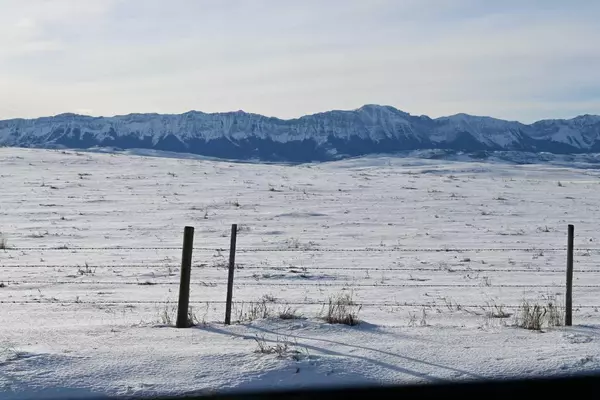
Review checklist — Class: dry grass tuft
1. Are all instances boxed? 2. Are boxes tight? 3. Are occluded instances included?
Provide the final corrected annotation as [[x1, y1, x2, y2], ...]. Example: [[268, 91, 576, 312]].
[[322, 293, 361, 326]]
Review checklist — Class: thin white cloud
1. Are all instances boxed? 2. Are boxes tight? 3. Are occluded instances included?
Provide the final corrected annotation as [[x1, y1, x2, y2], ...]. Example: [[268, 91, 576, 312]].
[[14, 17, 36, 29]]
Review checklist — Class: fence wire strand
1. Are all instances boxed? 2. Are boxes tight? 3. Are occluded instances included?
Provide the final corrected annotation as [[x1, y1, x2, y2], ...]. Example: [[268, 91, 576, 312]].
[[4, 243, 600, 312], [0, 299, 598, 309], [3, 264, 600, 273], [3, 279, 600, 289], [5, 246, 600, 252]]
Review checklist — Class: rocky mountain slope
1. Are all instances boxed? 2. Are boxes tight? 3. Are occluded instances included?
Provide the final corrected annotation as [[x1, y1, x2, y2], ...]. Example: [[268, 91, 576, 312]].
[[1, 105, 599, 161]]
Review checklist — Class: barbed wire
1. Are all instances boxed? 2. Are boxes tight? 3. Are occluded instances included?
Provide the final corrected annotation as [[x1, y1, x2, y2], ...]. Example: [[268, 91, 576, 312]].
[[0, 299, 597, 309], [3, 244, 599, 316], [0, 264, 202, 269], [207, 282, 600, 288], [3, 280, 218, 286], [2, 246, 182, 251], [250, 282, 600, 288], [237, 267, 600, 273], [236, 247, 577, 253], [3, 264, 600, 273], [4, 280, 598, 288], [5, 246, 599, 252]]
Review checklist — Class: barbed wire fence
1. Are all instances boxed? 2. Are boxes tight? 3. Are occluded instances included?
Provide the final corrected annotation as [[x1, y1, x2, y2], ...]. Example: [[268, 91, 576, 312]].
[[1, 224, 597, 325]]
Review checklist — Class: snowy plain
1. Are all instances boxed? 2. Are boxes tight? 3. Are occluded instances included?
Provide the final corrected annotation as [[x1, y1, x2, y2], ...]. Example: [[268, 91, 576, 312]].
[[1, 147, 600, 399]]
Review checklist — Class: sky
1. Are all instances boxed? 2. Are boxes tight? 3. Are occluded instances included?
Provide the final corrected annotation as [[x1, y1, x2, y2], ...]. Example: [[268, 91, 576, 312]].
[[1, 0, 599, 123]]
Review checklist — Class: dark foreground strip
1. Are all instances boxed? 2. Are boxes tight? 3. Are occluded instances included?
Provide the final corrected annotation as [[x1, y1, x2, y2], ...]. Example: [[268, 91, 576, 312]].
[[62, 374, 600, 400]]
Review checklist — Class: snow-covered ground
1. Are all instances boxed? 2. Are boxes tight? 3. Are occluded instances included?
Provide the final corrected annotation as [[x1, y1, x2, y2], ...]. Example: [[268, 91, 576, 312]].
[[1, 148, 600, 399]]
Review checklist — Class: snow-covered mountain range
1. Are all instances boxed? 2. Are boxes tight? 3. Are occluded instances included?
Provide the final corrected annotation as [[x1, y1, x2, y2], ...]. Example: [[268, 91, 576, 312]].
[[1, 105, 600, 162]]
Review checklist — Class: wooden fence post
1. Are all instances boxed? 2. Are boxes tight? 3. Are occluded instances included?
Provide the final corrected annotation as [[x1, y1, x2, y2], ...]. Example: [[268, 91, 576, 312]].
[[176, 226, 194, 328], [566, 224, 574, 326], [224, 224, 238, 325]]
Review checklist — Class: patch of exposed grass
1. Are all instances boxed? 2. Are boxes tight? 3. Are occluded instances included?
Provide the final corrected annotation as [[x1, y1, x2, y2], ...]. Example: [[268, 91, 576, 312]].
[[322, 293, 361, 326], [278, 306, 303, 320], [235, 299, 273, 322], [515, 297, 564, 331]]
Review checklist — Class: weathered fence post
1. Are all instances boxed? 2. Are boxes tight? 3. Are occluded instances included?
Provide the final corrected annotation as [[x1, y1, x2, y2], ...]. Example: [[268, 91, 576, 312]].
[[224, 224, 238, 325], [176, 226, 194, 328], [566, 224, 574, 326]]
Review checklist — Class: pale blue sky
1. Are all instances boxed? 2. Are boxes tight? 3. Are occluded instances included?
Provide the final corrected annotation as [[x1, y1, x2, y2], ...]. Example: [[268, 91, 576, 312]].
[[1, 0, 599, 122]]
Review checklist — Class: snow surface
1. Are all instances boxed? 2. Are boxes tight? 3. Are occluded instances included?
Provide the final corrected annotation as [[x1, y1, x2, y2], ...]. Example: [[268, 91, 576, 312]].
[[1, 148, 600, 398]]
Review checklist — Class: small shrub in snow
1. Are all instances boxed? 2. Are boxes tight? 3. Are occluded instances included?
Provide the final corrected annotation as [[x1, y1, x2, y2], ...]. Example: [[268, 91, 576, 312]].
[[442, 297, 462, 312], [28, 231, 48, 238], [516, 302, 546, 330], [261, 294, 277, 303], [234, 299, 303, 322], [322, 293, 361, 326], [546, 299, 565, 327], [254, 335, 284, 355], [287, 237, 301, 249], [77, 263, 95, 276], [0, 235, 7, 250], [156, 302, 200, 327], [0, 343, 22, 364], [235, 299, 273, 322], [237, 224, 251, 232], [485, 301, 511, 319], [254, 335, 303, 360], [186, 306, 204, 327], [515, 298, 563, 331], [279, 306, 303, 320], [158, 304, 175, 326], [420, 308, 428, 327], [407, 312, 418, 327]]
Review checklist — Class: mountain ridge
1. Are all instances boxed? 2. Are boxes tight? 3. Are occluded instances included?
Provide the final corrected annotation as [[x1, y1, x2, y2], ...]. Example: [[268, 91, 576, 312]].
[[1, 105, 599, 162], [4, 104, 594, 124]]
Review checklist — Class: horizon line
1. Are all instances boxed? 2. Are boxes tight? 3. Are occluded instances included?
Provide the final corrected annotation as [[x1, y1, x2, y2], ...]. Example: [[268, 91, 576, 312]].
[[1, 104, 598, 125]]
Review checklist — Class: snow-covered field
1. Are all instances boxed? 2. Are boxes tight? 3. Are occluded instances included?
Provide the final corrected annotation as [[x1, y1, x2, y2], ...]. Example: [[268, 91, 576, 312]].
[[1, 147, 600, 399]]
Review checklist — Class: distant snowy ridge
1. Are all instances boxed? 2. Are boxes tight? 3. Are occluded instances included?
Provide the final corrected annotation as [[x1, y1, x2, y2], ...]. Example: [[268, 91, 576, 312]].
[[1, 105, 600, 162]]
